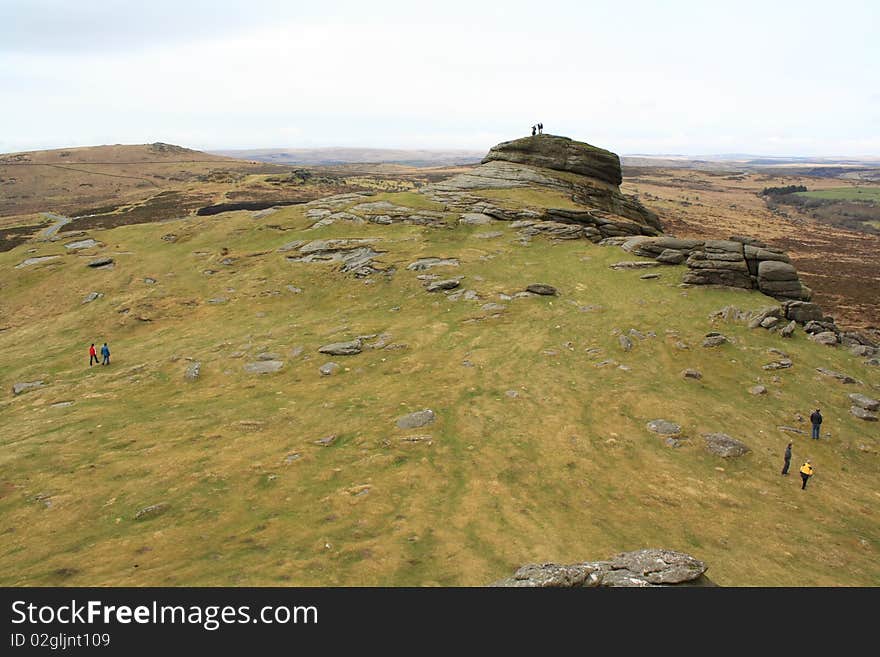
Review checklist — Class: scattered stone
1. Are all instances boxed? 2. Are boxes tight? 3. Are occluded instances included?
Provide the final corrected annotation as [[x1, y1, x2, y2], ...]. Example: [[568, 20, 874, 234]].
[[318, 340, 362, 356], [82, 291, 103, 304], [134, 503, 169, 521], [426, 279, 461, 292], [639, 273, 661, 280], [749, 385, 767, 395], [284, 453, 302, 464], [185, 362, 201, 382], [13, 381, 45, 395], [810, 331, 839, 346], [526, 283, 557, 296], [474, 231, 503, 239], [760, 316, 780, 329], [207, 298, 228, 304], [610, 261, 660, 270], [277, 240, 306, 253], [396, 409, 435, 429], [406, 257, 459, 271], [286, 285, 303, 294], [64, 238, 100, 251], [703, 433, 750, 458], [849, 394, 880, 412], [459, 212, 493, 225], [257, 352, 281, 361], [646, 419, 681, 435], [87, 257, 114, 268], [816, 367, 859, 384], [851, 407, 878, 421], [505, 390, 519, 398], [15, 255, 60, 269], [243, 360, 284, 374], [619, 335, 633, 352], [50, 401, 75, 408], [702, 334, 728, 347], [481, 303, 507, 312], [778, 426, 805, 435], [144, 277, 157, 285], [763, 359, 793, 371], [682, 369, 702, 380], [314, 435, 337, 446], [779, 321, 797, 338]]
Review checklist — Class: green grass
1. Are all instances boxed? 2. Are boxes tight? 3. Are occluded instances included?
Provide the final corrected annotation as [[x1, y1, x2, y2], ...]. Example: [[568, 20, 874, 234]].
[[795, 187, 880, 202], [0, 198, 878, 587]]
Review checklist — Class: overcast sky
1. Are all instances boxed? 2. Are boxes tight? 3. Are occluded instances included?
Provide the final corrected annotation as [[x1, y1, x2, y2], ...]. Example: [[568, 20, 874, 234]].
[[1, 0, 878, 155]]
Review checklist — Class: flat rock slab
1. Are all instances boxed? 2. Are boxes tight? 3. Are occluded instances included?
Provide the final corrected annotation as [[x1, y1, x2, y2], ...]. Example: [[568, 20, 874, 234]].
[[134, 503, 169, 521], [15, 256, 60, 269], [849, 393, 880, 412], [65, 239, 101, 251], [703, 433, 750, 457], [490, 548, 708, 587], [459, 213, 493, 225], [243, 360, 284, 374], [702, 334, 728, 347], [610, 261, 660, 270], [87, 257, 114, 268], [526, 284, 557, 296], [851, 406, 878, 421], [816, 368, 860, 384], [318, 340, 362, 356], [474, 231, 503, 239], [406, 257, 459, 271], [426, 279, 461, 292], [13, 381, 45, 395], [647, 419, 681, 435], [749, 385, 767, 395], [763, 359, 793, 370], [82, 292, 103, 304], [396, 409, 436, 429]]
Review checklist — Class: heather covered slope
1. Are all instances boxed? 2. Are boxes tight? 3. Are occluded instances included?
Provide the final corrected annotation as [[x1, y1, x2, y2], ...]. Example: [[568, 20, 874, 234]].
[[1, 188, 878, 586]]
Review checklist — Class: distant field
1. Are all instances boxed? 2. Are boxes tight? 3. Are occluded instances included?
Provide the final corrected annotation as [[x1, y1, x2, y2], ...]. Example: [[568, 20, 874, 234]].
[[795, 187, 880, 202]]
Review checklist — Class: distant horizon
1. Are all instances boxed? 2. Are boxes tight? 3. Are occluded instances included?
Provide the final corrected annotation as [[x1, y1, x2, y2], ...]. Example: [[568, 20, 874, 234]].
[[3, 140, 880, 162]]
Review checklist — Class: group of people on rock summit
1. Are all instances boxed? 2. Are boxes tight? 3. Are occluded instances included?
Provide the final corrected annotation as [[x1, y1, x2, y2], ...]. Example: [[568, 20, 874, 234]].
[[530, 123, 543, 136], [88, 342, 111, 367], [781, 408, 822, 490]]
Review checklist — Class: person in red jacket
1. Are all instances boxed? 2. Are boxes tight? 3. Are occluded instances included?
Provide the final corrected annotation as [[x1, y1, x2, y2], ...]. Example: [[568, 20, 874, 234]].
[[89, 343, 98, 366]]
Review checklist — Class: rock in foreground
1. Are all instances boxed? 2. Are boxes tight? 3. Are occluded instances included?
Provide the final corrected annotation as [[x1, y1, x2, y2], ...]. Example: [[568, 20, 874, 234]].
[[490, 549, 711, 587]]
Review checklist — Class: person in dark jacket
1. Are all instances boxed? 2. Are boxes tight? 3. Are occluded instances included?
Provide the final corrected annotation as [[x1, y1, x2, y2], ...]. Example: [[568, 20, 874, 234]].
[[810, 409, 822, 439], [89, 343, 98, 366], [531, 125, 536, 136], [781, 442, 792, 475], [538, 122, 543, 134], [101, 342, 110, 366], [800, 461, 814, 489]]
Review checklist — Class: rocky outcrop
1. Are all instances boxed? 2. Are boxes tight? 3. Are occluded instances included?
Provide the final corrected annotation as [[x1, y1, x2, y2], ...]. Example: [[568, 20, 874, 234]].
[[489, 549, 711, 587], [425, 135, 661, 236], [483, 134, 623, 186], [617, 235, 811, 302], [285, 238, 390, 278]]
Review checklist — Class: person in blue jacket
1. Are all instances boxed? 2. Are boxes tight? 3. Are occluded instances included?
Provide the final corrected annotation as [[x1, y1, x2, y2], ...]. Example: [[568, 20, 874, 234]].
[[101, 342, 110, 365]]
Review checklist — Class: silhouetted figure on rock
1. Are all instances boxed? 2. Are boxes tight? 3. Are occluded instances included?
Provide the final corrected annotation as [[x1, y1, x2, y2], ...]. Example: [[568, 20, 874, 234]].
[[531, 125, 536, 136], [538, 122, 543, 134]]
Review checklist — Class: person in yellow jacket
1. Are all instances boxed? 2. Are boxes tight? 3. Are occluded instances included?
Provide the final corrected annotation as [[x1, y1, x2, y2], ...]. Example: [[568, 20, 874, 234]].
[[799, 461, 814, 490]]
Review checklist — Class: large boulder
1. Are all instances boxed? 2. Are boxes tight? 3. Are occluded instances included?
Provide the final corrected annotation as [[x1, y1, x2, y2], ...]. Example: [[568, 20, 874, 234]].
[[482, 134, 623, 186], [489, 549, 710, 587]]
